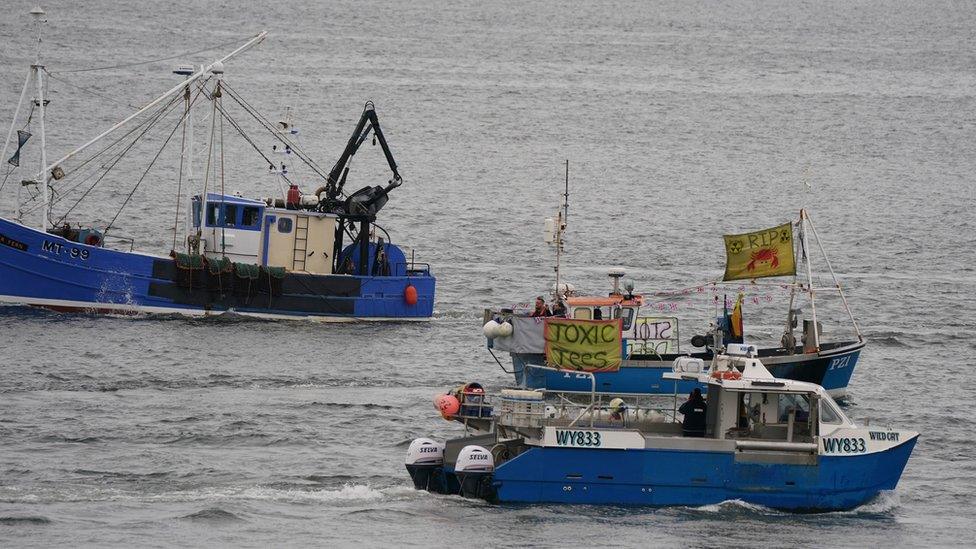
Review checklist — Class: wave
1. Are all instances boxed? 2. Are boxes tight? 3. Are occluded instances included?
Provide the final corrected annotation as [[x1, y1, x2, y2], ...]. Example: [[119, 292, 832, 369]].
[[217, 483, 418, 505], [828, 491, 900, 516], [0, 482, 418, 506], [0, 515, 52, 525], [35, 435, 102, 444], [295, 401, 398, 411], [686, 492, 900, 516], [689, 498, 785, 516], [177, 508, 244, 522], [868, 336, 910, 348]]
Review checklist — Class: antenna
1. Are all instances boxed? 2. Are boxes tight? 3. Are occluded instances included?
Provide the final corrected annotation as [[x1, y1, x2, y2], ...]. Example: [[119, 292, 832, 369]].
[[546, 160, 570, 301]]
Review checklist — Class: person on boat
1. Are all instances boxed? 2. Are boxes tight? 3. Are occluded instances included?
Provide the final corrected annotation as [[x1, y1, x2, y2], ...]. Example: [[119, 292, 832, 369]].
[[679, 388, 707, 437], [530, 296, 551, 317], [551, 299, 567, 317], [592, 307, 603, 320], [341, 256, 356, 275]]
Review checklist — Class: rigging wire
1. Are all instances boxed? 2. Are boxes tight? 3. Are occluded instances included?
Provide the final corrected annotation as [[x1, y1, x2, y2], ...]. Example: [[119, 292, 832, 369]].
[[42, 68, 142, 110], [50, 94, 182, 224], [54, 76, 213, 185], [48, 35, 259, 75], [212, 99, 291, 186], [0, 103, 36, 196], [172, 87, 190, 252], [26, 85, 203, 217], [105, 99, 191, 236], [218, 82, 330, 182], [37, 93, 181, 213]]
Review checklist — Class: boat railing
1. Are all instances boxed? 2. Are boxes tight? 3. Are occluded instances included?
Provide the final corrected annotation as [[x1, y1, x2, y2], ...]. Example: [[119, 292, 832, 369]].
[[398, 261, 430, 277], [103, 234, 135, 252]]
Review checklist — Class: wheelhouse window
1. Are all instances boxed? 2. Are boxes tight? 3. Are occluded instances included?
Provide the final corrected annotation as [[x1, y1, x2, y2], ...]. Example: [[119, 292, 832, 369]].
[[277, 218, 293, 233], [820, 399, 842, 424], [777, 393, 811, 423], [242, 206, 261, 228], [573, 307, 591, 320], [614, 307, 635, 330], [192, 199, 202, 228], [206, 203, 219, 226], [223, 204, 238, 227]]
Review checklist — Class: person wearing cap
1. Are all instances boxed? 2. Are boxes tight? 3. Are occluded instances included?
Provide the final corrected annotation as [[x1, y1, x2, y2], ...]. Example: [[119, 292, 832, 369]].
[[529, 296, 552, 317]]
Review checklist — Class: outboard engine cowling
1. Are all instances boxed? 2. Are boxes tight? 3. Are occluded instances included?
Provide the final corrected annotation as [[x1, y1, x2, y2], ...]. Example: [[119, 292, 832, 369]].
[[405, 438, 446, 493], [454, 445, 495, 500]]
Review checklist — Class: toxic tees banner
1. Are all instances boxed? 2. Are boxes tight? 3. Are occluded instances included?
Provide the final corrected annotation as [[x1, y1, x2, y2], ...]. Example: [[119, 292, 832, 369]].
[[723, 222, 797, 281], [544, 317, 623, 372]]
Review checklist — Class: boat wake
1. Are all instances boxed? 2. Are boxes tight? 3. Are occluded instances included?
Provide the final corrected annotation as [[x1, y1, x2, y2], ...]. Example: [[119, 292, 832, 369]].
[[691, 499, 785, 516], [688, 491, 900, 516]]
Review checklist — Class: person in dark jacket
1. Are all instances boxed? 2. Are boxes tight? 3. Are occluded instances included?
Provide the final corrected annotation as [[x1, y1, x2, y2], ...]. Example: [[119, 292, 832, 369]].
[[678, 388, 707, 437], [529, 296, 551, 317]]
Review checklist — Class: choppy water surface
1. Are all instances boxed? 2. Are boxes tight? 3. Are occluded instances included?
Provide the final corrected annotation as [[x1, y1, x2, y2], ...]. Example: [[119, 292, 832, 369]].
[[1, 0, 975, 546]]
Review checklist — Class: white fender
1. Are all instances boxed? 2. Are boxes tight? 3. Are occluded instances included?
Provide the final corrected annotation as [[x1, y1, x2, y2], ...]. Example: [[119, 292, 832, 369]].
[[482, 320, 501, 338]]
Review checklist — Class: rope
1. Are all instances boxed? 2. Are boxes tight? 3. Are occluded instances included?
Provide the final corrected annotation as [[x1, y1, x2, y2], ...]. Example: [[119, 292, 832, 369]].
[[212, 99, 286, 183], [64, 77, 213, 183], [42, 69, 142, 110], [105, 101, 190, 236], [49, 35, 258, 74], [219, 82, 330, 182], [172, 89, 189, 252], [51, 94, 182, 224]]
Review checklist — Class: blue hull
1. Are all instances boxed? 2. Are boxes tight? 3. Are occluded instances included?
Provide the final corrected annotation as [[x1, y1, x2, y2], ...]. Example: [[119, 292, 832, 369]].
[[0, 217, 434, 320], [443, 437, 916, 511], [512, 345, 863, 396]]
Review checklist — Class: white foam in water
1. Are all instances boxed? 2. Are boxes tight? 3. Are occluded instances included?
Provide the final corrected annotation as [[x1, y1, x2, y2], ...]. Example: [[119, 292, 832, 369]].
[[832, 491, 901, 516], [692, 499, 784, 515]]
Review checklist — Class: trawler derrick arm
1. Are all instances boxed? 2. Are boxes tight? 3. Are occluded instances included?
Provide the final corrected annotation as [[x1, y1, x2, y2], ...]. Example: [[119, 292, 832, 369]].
[[316, 102, 401, 219]]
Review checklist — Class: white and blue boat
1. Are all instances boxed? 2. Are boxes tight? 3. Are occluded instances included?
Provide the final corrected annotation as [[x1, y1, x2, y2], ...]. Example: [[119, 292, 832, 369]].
[[484, 209, 864, 397], [407, 347, 917, 511], [0, 21, 433, 320]]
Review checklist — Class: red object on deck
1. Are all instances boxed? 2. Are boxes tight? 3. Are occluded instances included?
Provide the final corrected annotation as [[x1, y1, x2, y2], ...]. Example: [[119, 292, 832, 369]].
[[286, 184, 301, 209], [404, 284, 418, 305]]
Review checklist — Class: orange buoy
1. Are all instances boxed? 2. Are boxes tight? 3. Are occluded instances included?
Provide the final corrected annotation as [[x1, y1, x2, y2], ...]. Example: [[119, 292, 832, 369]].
[[434, 394, 460, 417], [404, 284, 418, 306]]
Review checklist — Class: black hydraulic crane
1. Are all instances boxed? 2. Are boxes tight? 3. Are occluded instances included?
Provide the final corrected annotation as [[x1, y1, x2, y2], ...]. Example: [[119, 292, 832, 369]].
[[316, 101, 402, 219], [314, 102, 404, 275]]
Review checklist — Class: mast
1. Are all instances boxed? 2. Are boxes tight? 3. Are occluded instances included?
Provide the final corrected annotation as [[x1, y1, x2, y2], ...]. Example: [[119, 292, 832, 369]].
[[804, 211, 863, 342], [31, 6, 49, 231], [799, 208, 820, 351], [552, 161, 569, 300]]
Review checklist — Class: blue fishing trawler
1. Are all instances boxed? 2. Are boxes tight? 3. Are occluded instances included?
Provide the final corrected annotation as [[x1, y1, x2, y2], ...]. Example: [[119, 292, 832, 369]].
[[0, 21, 433, 320], [407, 348, 917, 511]]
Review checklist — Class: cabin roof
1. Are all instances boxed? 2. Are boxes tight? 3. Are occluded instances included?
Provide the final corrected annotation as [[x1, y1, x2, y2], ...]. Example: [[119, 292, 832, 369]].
[[204, 193, 265, 206], [566, 294, 643, 307]]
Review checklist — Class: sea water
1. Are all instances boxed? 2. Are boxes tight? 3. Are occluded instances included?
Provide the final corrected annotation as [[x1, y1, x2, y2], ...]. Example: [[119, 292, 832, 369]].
[[0, 0, 974, 546]]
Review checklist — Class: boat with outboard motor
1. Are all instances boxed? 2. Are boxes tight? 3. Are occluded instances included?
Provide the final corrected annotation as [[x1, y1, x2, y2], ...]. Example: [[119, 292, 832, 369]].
[[406, 345, 917, 511], [483, 208, 864, 397], [0, 13, 433, 320]]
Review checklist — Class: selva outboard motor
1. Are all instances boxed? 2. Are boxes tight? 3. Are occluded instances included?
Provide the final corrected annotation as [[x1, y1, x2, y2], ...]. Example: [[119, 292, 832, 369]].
[[405, 438, 446, 493], [454, 445, 495, 501]]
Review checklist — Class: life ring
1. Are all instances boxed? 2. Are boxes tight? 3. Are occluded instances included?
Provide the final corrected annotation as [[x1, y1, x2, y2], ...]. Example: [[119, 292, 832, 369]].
[[84, 234, 101, 246], [711, 370, 742, 381]]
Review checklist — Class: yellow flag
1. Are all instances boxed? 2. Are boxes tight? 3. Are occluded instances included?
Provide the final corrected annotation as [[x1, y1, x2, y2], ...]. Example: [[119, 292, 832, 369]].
[[723, 222, 796, 281], [543, 318, 622, 372]]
